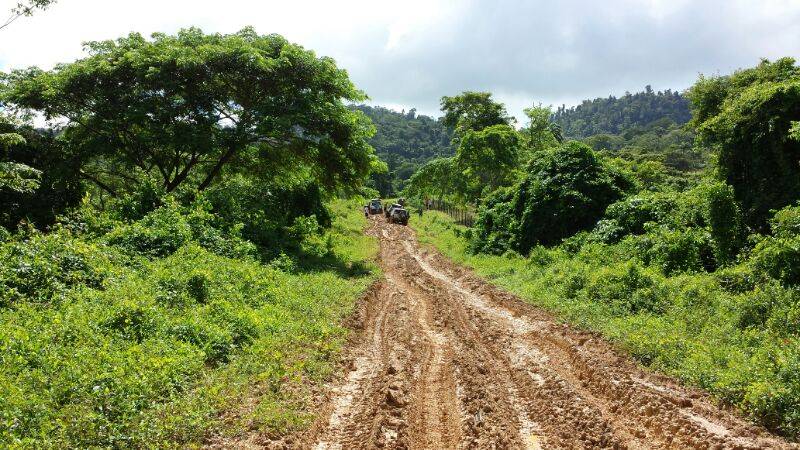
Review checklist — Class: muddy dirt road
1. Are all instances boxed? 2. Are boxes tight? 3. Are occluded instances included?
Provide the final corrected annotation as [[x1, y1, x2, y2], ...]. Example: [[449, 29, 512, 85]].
[[303, 217, 795, 449]]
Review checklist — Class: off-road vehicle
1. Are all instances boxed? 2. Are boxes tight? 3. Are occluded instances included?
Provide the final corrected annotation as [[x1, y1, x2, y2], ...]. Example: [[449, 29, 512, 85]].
[[388, 206, 410, 225], [367, 198, 383, 214], [384, 203, 402, 218]]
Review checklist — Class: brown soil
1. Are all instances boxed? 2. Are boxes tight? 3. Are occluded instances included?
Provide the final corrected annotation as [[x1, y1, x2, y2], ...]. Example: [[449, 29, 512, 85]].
[[292, 217, 796, 449]]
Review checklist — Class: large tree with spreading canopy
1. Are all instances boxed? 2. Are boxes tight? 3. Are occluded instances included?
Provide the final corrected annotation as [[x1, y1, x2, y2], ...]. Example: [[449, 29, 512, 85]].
[[2, 27, 377, 196]]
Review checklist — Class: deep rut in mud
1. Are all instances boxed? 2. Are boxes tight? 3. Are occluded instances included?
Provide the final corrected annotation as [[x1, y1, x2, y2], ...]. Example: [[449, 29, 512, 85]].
[[302, 217, 796, 449]]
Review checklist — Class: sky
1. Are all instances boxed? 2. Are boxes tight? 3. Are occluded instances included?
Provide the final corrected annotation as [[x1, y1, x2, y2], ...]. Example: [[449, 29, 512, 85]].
[[1, 0, 799, 122]]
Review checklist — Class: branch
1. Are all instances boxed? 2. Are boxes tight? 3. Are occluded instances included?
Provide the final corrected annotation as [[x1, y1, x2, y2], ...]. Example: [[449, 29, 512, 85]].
[[165, 152, 199, 192], [197, 145, 238, 191], [79, 170, 118, 197]]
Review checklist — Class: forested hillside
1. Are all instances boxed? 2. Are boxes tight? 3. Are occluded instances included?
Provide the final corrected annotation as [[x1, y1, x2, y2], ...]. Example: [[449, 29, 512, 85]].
[[353, 105, 454, 196], [553, 86, 691, 138]]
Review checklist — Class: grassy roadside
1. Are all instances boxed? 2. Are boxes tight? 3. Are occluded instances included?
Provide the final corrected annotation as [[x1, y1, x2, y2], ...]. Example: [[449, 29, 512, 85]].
[[0, 198, 378, 448], [413, 210, 800, 439]]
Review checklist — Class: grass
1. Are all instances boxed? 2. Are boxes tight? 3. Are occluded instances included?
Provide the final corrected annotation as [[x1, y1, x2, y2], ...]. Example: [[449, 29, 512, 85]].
[[413, 210, 800, 439], [0, 198, 378, 448]]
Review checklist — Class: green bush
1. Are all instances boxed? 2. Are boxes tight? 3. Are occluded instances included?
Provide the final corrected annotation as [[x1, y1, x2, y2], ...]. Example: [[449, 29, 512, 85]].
[[202, 176, 331, 258], [105, 202, 193, 257], [105, 200, 254, 259], [733, 281, 800, 335], [0, 230, 117, 306], [698, 182, 744, 264], [591, 191, 678, 243], [471, 142, 633, 253], [771, 204, 800, 237], [751, 235, 800, 285], [629, 226, 715, 274], [584, 261, 669, 314], [0, 199, 377, 447]]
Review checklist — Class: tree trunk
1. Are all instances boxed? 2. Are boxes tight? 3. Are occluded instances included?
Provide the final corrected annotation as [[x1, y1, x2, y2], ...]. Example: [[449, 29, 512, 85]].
[[198, 145, 238, 191]]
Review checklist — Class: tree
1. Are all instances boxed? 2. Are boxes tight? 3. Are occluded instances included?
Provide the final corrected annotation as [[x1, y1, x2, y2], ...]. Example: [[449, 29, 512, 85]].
[[552, 87, 691, 138], [3, 28, 377, 197], [471, 142, 633, 253], [0, 132, 40, 193], [1, 0, 57, 31], [521, 104, 562, 160], [403, 157, 466, 202], [456, 124, 519, 192], [440, 91, 513, 134], [353, 105, 454, 196], [688, 58, 800, 230]]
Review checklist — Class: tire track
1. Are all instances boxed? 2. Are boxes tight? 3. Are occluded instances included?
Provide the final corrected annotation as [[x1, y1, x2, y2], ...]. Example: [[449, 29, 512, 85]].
[[302, 216, 796, 449]]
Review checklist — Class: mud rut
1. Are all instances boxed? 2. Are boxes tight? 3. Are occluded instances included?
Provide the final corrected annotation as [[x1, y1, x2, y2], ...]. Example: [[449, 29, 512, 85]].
[[301, 217, 796, 449]]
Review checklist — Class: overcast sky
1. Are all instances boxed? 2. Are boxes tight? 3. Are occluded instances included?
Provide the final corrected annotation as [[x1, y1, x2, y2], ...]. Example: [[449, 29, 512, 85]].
[[1, 0, 799, 121]]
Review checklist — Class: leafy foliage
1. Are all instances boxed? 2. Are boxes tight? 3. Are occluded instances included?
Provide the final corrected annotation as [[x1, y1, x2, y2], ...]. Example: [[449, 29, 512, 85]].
[[352, 105, 454, 196], [456, 124, 520, 192], [0, 124, 84, 228], [3, 28, 376, 196], [471, 142, 633, 253], [553, 85, 691, 138], [440, 91, 513, 133], [0, 199, 377, 447], [689, 57, 800, 230]]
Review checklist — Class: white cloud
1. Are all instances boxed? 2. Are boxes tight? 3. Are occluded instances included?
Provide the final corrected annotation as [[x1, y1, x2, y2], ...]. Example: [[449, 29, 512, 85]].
[[1, 0, 799, 120]]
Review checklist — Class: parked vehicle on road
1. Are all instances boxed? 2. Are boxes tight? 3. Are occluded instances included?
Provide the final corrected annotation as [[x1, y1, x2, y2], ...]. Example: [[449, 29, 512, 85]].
[[384, 203, 402, 218], [367, 198, 383, 214], [388, 206, 410, 225]]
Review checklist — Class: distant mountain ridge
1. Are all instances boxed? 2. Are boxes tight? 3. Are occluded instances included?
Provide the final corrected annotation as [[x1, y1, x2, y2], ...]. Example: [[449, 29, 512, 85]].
[[552, 86, 691, 139]]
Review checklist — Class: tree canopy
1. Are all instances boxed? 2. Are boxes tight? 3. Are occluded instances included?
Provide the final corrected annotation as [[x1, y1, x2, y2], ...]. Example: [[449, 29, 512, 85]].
[[2, 27, 377, 197], [471, 141, 633, 253], [688, 57, 800, 230], [456, 124, 519, 192], [440, 91, 513, 134], [353, 105, 453, 196], [553, 86, 691, 139]]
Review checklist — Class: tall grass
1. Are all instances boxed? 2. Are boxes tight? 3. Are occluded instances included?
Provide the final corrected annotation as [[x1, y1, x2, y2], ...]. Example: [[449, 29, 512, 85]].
[[0, 199, 378, 448]]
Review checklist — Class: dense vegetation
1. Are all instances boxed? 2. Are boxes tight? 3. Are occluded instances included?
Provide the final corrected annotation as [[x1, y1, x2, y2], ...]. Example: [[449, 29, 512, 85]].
[[552, 86, 691, 138], [0, 28, 380, 447], [0, 198, 377, 447], [408, 58, 800, 438], [353, 105, 454, 196], [2, 13, 799, 444]]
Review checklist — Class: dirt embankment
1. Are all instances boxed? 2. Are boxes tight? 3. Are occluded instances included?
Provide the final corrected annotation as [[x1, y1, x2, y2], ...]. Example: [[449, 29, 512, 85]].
[[297, 217, 796, 449]]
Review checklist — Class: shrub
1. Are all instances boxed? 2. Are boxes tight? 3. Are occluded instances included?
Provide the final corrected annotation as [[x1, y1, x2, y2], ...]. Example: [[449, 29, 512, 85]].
[[630, 226, 715, 274], [202, 176, 331, 257], [698, 182, 744, 264], [584, 261, 669, 314], [471, 142, 633, 253], [733, 281, 800, 334], [0, 230, 115, 306], [105, 200, 254, 259], [750, 236, 800, 285], [591, 191, 678, 243], [186, 272, 210, 304], [771, 204, 800, 238], [113, 177, 166, 221], [105, 202, 193, 257], [102, 301, 159, 342], [469, 187, 517, 254]]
